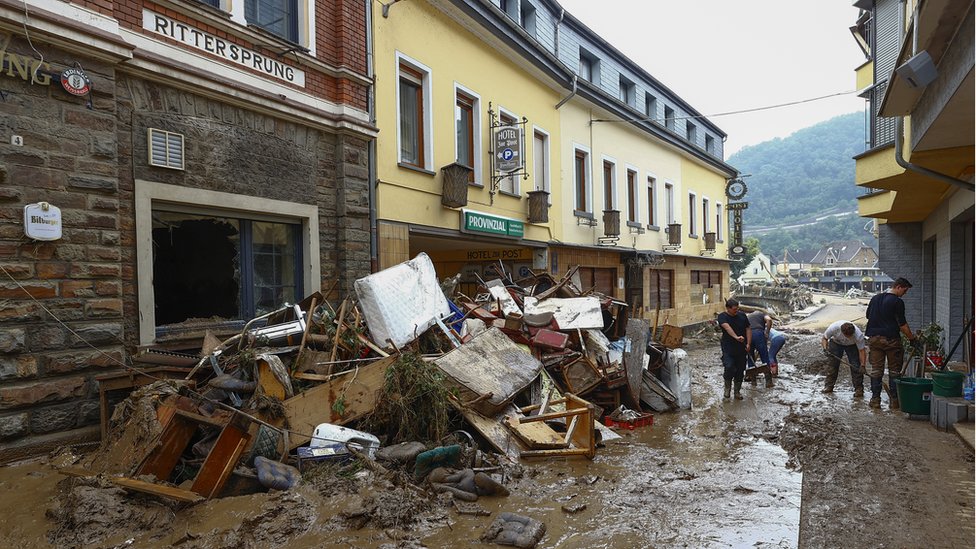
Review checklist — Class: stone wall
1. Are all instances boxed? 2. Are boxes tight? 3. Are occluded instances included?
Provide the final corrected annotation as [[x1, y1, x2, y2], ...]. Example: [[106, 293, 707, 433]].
[[0, 39, 122, 450]]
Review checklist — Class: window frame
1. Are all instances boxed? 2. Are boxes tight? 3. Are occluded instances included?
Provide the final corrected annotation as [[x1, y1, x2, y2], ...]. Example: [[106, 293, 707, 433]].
[[601, 156, 617, 211], [243, 0, 309, 47], [453, 83, 482, 185], [532, 126, 551, 202], [715, 202, 723, 241], [664, 105, 676, 131], [396, 52, 434, 171], [688, 191, 698, 237], [645, 93, 657, 121], [618, 74, 635, 106], [702, 196, 710, 233], [646, 174, 657, 229], [686, 121, 697, 144], [705, 134, 715, 154], [625, 165, 639, 223], [579, 48, 600, 85], [134, 180, 318, 346], [664, 181, 675, 225], [573, 144, 592, 214]]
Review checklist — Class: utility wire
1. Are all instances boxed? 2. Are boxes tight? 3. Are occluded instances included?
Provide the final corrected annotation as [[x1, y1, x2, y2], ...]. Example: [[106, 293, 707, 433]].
[[591, 90, 859, 124]]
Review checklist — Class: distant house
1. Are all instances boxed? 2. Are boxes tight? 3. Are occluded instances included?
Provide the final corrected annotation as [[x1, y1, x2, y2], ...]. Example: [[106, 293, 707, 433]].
[[796, 240, 892, 292], [777, 248, 819, 276], [740, 252, 777, 286]]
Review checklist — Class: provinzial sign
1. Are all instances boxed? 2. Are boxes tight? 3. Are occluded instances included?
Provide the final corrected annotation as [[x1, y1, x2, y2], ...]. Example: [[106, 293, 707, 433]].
[[143, 10, 306, 86], [461, 209, 524, 239]]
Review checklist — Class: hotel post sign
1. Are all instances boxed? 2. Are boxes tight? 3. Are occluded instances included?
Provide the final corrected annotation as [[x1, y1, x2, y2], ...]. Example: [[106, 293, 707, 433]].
[[727, 201, 748, 256]]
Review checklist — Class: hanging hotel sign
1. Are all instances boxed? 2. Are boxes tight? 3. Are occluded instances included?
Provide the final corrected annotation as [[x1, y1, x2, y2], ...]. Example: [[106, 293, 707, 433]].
[[727, 201, 748, 256], [493, 124, 523, 173], [143, 10, 306, 86], [461, 209, 524, 239]]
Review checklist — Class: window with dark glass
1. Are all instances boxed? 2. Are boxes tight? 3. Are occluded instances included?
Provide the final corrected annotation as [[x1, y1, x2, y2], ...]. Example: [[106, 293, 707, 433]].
[[664, 105, 675, 131], [245, 0, 299, 43], [627, 169, 638, 222], [151, 210, 301, 328], [399, 64, 425, 168], [647, 176, 656, 226], [603, 160, 614, 210], [575, 149, 588, 212], [455, 91, 475, 181]]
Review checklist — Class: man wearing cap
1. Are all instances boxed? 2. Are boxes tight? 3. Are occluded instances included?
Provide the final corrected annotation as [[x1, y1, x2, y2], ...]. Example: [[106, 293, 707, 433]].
[[865, 277, 915, 410], [821, 320, 867, 397]]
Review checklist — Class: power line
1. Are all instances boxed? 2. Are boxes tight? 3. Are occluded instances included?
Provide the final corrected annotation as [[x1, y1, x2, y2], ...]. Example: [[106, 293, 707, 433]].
[[592, 90, 859, 124]]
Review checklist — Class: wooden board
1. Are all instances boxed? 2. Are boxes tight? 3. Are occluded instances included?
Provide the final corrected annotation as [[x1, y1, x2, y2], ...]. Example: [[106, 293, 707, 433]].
[[191, 416, 251, 499], [59, 467, 204, 504], [623, 318, 649, 409], [660, 324, 684, 349], [282, 355, 395, 449], [257, 359, 287, 399], [502, 415, 566, 449], [137, 413, 198, 481], [454, 403, 527, 460], [434, 328, 543, 417]]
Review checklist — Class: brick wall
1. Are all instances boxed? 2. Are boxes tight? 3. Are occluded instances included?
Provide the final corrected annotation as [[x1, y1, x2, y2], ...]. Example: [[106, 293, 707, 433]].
[[0, 40, 122, 446], [878, 222, 923, 330]]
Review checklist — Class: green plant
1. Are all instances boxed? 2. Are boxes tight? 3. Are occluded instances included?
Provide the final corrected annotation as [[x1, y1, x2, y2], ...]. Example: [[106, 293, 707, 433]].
[[904, 322, 945, 355]]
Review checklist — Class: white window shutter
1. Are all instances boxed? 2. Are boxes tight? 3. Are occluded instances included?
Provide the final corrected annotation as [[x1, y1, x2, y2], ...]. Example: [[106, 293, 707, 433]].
[[148, 128, 185, 170]]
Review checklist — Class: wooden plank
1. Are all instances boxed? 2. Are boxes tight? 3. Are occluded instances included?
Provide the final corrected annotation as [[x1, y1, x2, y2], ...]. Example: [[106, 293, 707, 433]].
[[175, 409, 229, 429], [282, 355, 395, 449], [564, 393, 596, 459], [137, 414, 197, 481], [257, 359, 287, 399], [58, 468, 205, 504], [454, 402, 526, 460], [191, 417, 251, 499], [623, 318, 649, 409], [502, 415, 566, 450], [520, 447, 591, 458]]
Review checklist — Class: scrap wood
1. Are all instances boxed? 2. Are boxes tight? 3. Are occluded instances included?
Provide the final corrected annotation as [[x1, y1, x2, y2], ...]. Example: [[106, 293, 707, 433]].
[[283, 355, 396, 449], [59, 467, 205, 504], [453, 401, 526, 460], [502, 415, 566, 450]]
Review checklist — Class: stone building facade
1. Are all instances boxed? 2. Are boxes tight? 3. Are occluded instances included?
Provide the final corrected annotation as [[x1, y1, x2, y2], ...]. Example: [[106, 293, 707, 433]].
[[0, 0, 374, 459]]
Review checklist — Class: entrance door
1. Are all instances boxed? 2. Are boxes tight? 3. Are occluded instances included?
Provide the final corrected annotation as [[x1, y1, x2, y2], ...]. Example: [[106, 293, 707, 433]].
[[578, 266, 616, 296]]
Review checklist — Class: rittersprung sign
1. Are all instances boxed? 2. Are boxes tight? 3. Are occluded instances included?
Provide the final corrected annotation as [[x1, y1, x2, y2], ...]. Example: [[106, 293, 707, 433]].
[[143, 10, 306, 86]]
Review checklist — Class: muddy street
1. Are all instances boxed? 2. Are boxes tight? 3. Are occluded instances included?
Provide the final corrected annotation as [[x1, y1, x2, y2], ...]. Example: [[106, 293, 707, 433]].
[[0, 333, 971, 548]]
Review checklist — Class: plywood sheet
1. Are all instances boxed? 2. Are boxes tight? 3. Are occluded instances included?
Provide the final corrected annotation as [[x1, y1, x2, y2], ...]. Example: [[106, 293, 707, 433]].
[[623, 318, 649, 408], [503, 416, 566, 449], [523, 297, 604, 330], [434, 328, 542, 416]]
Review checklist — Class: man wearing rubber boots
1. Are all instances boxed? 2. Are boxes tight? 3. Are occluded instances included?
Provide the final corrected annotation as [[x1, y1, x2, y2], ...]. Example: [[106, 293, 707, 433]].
[[718, 299, 751, 400], [821, 320, 867, 397], [865, 278, 915, 409]]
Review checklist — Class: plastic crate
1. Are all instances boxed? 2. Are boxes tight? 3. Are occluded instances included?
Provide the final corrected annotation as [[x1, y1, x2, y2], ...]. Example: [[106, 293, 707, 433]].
[[603, 412, 654, 430]]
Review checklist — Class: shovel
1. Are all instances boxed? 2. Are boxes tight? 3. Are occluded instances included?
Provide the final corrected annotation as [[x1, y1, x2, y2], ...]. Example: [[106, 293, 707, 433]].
[[822, 348, 883, 391]]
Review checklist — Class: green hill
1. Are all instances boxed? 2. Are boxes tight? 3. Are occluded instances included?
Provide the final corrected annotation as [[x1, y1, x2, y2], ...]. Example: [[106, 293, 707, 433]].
[[727, 112, 875, 255]]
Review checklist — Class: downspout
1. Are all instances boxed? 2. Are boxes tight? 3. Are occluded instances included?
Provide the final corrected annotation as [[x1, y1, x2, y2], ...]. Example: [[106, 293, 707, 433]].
[[892, 0, 974, 191], [894, 117, 974, 191], [555, 74, 577, 109], [366, 0, 379, 272]]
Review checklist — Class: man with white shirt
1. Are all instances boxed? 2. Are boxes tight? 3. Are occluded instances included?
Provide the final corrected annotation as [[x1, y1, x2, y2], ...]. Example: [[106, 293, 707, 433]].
[[821, 320, 867, 397]]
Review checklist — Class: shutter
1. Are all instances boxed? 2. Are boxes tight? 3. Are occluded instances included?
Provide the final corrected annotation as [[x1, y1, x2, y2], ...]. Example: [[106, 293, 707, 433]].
[[659, 270, 672, 309], [593, 268, 615, 296], [148, 128, 185, 170]]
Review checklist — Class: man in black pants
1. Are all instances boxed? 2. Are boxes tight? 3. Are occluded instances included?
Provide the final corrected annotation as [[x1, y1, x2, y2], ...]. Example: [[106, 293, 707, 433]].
[[865, 278, 915, 410], [718, 298, 751, 400]]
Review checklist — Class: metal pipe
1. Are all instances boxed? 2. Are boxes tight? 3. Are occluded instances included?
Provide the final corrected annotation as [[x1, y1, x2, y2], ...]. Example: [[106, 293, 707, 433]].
[[894, 117, 974, 191], [366, 0, 379, 272], [555, 74, 577, 109]]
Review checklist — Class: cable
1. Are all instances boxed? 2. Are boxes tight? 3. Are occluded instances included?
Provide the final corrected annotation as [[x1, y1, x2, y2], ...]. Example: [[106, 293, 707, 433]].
[[591, 90, 859, 124], [21, 0, 45, 85]]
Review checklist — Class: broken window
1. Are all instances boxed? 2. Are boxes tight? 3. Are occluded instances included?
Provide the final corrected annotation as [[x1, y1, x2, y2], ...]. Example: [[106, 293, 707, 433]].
[[151, 210, 301, 328]]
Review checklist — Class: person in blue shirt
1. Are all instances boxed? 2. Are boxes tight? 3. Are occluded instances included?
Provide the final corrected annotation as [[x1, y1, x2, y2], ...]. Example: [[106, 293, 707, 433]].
[[865, 278, 915, 410], [718, 298, 751, 400]]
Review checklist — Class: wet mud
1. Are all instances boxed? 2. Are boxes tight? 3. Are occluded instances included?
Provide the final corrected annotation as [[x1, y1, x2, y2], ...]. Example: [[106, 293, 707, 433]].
[[0, 335, 972, 548]]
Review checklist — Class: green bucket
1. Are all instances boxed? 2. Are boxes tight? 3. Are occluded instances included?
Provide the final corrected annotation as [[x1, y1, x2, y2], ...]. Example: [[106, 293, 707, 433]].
[[931, 370, 965, 397], [895, 377, 933, 415]]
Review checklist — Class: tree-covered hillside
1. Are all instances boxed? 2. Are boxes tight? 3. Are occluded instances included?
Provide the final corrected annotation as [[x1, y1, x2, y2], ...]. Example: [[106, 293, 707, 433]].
[[727, 112, 875, 255]]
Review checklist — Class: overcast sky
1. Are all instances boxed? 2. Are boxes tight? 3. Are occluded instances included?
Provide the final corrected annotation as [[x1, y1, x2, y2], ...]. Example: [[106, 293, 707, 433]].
[[556, 0, 866, 156]]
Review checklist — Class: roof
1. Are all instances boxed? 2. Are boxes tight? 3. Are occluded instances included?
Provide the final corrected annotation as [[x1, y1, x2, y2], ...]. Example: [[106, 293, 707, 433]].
[[809, 240, 874, 265], [785, 248, 819, 264]]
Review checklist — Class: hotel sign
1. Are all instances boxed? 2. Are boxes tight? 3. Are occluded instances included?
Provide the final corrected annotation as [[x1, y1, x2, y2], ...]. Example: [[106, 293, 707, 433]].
[[727, 201, 748, 256], [143, 10, 306, 86], [461, 210, 524, 239]]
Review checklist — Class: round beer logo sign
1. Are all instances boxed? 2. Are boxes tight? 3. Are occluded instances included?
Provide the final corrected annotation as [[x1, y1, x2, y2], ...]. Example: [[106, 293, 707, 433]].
[[60, 68, 91, 96]]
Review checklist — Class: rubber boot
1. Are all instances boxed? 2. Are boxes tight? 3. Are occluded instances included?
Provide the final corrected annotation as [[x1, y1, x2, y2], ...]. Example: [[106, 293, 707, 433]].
[[733, 380, 743, 400], [764, 371, 774, 388], [723, 379, 731, 399], [869, 376, 883, 408]]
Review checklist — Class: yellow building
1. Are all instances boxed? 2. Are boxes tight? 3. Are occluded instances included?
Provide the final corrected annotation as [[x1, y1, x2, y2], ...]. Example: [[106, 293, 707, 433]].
[[372, 1, 740, 326], [372, 0, 569, 297], [850, 0, 974, 359]]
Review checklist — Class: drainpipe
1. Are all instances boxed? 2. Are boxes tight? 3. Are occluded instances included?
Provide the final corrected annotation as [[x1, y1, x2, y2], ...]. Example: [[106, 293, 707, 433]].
[[366, 0, 379, 272], [555, 74, 577, 109], [894, 116, 974, 191]]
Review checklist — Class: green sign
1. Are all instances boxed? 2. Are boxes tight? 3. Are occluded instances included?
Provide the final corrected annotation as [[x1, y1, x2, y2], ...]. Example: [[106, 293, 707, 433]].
[[462, 210, 524, 239]]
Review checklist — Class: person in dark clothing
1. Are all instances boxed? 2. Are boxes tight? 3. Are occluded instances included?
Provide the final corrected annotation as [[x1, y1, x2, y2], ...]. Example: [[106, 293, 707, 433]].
[[865, 277, 915, 409], [718, 298, 751, 400]]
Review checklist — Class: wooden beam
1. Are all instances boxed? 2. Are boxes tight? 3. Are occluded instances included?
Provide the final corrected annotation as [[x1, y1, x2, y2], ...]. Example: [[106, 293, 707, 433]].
[[59, 468, 204, 504]]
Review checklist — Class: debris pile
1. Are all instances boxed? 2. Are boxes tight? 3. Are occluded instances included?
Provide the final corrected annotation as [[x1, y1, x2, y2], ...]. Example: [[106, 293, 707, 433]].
[[60, 253, 693, 548]]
